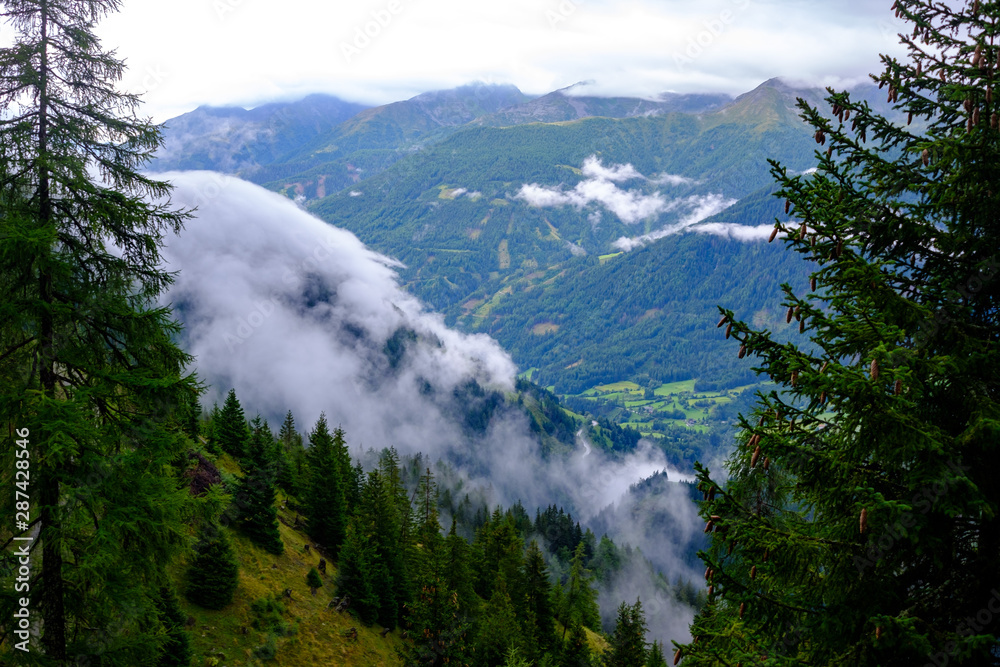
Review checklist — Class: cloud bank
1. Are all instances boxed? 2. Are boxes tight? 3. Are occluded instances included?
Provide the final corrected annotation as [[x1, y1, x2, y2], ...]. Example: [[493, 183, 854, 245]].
[[155, 172, 705, 646]]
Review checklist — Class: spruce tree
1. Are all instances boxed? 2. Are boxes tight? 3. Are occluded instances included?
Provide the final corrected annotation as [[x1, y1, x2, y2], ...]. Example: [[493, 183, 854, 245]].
[[473, 580, 524, 667], [306, 567, 323, 593], [276, 409, 303, 494], [215, 388, 249, 459], [185, 528, 240, 610], [646, 641, 667, 667], [558, 542, 601, 637], [0, 0, 196, 660], [154, 586, 194, 667], [304, 413, 348, 555], [603, 599, 648, 667], [522, 540, 557, 662], [402, 482, 472, 667], [336, 519, 381, 626], [231, 416, 284, 555], [560, 621, 594, 667], [680, 2, 1000, 665]]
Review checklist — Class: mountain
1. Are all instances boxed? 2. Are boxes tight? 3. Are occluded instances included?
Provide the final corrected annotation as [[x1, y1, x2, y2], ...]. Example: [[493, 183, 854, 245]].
[[472, 83, 732, 125], [155, 78, 883, 393], [151, 93, 370, 176]]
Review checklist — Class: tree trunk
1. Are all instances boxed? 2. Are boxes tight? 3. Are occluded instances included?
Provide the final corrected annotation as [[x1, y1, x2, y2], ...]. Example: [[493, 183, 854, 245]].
[[36, 0, 66, 660]]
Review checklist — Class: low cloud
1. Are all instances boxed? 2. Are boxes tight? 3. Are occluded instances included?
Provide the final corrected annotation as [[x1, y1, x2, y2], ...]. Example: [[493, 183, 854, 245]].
[[516, 156, 690, 224], [156, 171, 703, 647], [612, 193, 737, 250], [580, 155, 643, 182], [651, 172, 698, 187]]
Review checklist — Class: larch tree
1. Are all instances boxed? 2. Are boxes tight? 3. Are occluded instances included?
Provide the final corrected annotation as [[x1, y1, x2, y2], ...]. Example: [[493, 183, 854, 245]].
[[678, 1, 1000, 665], [0, 0, 196, 662]]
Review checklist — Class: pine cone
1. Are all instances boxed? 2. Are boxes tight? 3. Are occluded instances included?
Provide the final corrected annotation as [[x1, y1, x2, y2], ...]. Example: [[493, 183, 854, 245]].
[[870, 358, 880, 381], [750, 445, 761, 468], [769, 226, 779, 243], [860, 508, 868, 534]]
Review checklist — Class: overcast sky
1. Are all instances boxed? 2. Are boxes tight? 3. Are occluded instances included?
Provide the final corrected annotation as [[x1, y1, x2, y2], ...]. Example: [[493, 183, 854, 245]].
[[91, 0, 909, 121]]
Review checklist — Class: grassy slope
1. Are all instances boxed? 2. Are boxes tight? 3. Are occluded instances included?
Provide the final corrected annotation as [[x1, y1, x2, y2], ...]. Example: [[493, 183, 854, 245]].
[[175, 454, 404, 667]]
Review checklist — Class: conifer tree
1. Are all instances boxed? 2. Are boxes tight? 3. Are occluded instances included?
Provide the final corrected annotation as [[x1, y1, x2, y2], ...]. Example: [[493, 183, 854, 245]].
[[646, 640, 667, 667], [558, 542, 601, 637], [277, 410, 305, 494], [304, 414, 348, 555], [306, 567, 323, 593], [0, 0, 196, 659], [336, 519, 381, 625], [231, 416, 284, 555], [473, 580, 524, 667], [445, 519, 480, 618], [403, 479, 472, 667], [603, 599, 647, 667], [522, 540, 558, 662], [215, 388, 249, 459], [560, 621, 594, 667], [155, 586, 194, 667], [680, 2, 1000, 665], [185, 528, 240, 610]]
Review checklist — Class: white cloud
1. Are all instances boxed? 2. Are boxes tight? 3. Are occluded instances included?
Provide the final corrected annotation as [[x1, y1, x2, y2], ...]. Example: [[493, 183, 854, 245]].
[[517, 156, 670, 224], [613, 193, 737, 250], [580, 155, 643, 182], [96, 0, 910, 121], [691, 222, 780, 241], [652, 172, 698, 187]]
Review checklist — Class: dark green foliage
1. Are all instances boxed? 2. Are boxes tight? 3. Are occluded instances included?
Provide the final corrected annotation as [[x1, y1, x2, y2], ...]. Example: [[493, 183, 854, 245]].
[[336, 519, 381, 626], [276, 410, 305, 494], [250, 595, 293, 636], [215, 389, 249, 459], [304, 414, 349, 555], [0, 0, 197, 660], [560, 622, 594, 667], [533, 505, 585, 562], [646, 640, 667, 667], [521, 541, 557, 662], [185, 529, 240, 610], [155, 586, 193, 667], [231, 416, 284, 555], [445, 520, 480, 618], [603, 599, 647, 667], [402, 479, 473, 667], [472, 509, 525, 602], [473, 581, 524, 667], [558, 542, 601, 635], [306, 568, 323, 590], [681, 3, 1000, 666]]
